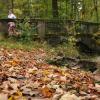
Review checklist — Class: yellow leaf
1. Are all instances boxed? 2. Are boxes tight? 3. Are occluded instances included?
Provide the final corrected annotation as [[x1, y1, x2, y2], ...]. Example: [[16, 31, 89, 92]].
[[43, 70, 50, 75], [8, 96, 14, 100]]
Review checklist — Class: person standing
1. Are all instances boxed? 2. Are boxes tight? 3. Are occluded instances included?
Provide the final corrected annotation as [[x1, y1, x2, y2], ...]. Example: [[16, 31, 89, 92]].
[[8, 10, 16, 36]]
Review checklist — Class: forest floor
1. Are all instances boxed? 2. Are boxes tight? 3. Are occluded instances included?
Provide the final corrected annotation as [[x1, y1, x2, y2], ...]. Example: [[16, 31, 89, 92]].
[[0, 39, 100, 100]]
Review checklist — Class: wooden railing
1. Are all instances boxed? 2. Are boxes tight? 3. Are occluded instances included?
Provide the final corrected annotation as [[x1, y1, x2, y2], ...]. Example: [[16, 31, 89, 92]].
[[0, 19, 100, 36]]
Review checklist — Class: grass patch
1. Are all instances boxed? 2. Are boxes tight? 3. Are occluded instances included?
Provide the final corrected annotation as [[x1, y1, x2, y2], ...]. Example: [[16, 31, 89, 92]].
[[0, 34, 99, 74], [0, 37, 79, 56], [0, 36, 98, 60]]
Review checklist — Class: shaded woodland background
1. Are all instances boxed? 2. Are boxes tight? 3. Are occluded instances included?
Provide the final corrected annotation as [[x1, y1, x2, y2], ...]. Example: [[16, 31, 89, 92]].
[[0, 0, 100, 22]]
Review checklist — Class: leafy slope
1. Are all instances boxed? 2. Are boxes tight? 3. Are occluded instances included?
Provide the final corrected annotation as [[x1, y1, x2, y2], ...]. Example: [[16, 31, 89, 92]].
[[0, 48, 99, 100]]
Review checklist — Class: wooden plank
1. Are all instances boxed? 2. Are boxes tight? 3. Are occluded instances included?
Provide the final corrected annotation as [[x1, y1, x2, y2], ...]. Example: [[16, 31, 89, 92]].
[[0, 19, 100, 25]]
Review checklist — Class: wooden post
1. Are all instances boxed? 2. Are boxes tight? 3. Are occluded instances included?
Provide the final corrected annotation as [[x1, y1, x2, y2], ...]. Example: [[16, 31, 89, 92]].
[[37, 20, 46, 41]]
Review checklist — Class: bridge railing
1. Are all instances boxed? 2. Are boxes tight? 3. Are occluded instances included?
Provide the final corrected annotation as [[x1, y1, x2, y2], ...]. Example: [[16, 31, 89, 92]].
[[0, 19, 100, 38]]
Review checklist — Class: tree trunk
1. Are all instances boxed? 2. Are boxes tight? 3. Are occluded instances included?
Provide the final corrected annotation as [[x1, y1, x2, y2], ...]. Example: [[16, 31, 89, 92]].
[[93, 0, 99, 22], [52, 0, 58, 18], [11, 0, 14, 12]]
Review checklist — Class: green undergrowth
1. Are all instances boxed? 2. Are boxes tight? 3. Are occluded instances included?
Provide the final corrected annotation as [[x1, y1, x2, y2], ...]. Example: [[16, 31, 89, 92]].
[[0, 37, 78, 54], [0, 36, 98, 60]]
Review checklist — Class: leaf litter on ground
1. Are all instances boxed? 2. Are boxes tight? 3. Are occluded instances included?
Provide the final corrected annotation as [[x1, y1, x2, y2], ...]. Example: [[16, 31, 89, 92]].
[[0, 48, 99, 100]]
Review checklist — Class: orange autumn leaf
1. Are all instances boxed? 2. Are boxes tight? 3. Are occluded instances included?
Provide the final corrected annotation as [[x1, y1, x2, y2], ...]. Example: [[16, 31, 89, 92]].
[[7, 59, 20, 66], [41, 87, 54, 98]]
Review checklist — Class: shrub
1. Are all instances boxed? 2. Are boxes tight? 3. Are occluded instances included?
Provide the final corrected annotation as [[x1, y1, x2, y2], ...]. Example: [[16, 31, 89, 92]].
[[16, 18, 37, 42]]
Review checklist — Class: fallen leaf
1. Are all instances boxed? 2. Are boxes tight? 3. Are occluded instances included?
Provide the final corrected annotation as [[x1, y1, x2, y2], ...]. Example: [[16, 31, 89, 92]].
[[60, 93, 81, 100], [0, 93, 8, 100], [41, 86, 54, 98]]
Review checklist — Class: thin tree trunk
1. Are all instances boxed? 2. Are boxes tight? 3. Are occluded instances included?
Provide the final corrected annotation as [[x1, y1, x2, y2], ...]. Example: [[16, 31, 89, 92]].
[[52, 0, 58, 18], [66, 0, 69, 19], [11, 0, 14, 12], [93, 0, 99, 22]]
